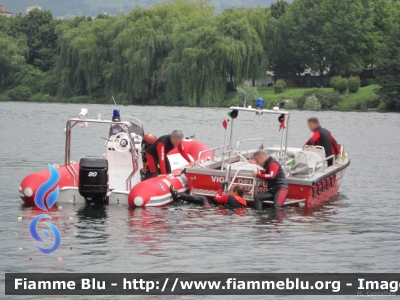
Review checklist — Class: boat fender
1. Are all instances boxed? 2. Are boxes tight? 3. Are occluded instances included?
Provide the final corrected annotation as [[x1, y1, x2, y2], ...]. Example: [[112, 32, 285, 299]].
[[325, 178, 330, 190], [317, 182, 322, 195], [312, 185, 317, 198], [331, 175, 336, 188]]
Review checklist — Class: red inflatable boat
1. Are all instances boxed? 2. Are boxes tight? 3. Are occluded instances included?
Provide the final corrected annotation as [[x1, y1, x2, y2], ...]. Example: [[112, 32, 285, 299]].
[[19, 108, 211, 208]]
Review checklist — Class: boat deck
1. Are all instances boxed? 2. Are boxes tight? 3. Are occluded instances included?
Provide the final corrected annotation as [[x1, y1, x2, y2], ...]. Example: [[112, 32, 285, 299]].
[[188, 146, 349, 186], [186, 145, 350, 206]]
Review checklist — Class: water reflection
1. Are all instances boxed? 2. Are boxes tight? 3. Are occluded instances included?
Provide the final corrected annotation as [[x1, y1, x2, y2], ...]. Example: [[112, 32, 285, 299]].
[[127, 207, 170, 255], [75, 204, 109, 253]]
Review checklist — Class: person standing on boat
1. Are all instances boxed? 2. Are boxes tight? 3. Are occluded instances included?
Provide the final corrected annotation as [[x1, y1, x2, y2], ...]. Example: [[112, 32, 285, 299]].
[[169, 182, 247, 208], [145, 130, 195, 178], [252, 150, 289, 210], [305, 118, 340, 167]]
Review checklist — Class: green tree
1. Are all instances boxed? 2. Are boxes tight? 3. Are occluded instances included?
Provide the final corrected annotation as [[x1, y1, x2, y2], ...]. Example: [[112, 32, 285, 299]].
[[270, 14, 305, 84], [163, 2, 271, 106], [360, 0, 396, 78], [375, 25, 400, 111], [20, 9, 58, 71], [282, 0, 374, 85], [0, 32, 28, 90], [269, 0, 289, 19]]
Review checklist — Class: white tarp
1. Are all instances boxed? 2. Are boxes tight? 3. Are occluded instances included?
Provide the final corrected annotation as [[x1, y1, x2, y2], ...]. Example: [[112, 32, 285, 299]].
[[290, 151, 322, 175]]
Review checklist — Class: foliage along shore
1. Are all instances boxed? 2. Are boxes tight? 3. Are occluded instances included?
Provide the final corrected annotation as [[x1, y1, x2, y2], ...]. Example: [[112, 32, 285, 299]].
[[0, 85, 384, 112], [1, 0, 400, 111]]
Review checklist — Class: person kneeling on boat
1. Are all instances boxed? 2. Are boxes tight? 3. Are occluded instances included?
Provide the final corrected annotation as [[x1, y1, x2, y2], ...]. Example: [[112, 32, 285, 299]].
[[146, 130, 195, 178], [169, 183, 247, 208], [252, 150, 289, 210]]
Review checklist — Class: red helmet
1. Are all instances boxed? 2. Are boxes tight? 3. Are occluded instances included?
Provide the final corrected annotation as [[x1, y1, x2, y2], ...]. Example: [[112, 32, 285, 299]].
[[144, 133, 157, 145]]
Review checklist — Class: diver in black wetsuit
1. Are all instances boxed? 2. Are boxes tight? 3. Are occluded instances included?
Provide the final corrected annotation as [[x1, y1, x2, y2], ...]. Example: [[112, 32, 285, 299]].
[[305, 118, 340, 167], [252, 150, 289, 210], [145, 130, 195, 178], [169, 183, 247, 208]]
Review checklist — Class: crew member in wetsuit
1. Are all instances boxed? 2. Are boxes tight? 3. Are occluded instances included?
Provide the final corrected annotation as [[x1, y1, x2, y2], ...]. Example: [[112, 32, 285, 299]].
[[252, 150, 289, 210], [169, 183, 247, 208], [146, 130, 195, 178], [305, 118, 340, 167]]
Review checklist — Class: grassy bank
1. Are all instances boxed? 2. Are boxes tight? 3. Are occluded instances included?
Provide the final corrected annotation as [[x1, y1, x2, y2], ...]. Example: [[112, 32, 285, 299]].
[[1, 84, 382, 111], [252, 85, 381, 111], [335, 85, 380, 110]]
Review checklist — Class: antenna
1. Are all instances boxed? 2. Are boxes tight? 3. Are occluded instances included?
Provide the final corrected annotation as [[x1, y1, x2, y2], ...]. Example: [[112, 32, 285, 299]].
[[112, 96, 117, 107]]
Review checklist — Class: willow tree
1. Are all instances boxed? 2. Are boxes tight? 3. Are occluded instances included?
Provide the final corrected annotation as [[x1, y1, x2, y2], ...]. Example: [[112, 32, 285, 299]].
[[56, 17, 94, 98], [0, 32, 28, 90], [216, 8, 271, 88], [163, 5, 272, 106], [54, 0, 273, 105], [164, 22, 227, 106], [113, 5, 174, 103]]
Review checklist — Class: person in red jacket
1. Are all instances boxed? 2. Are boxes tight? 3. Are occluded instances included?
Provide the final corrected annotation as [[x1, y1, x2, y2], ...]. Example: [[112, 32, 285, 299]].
[[169, 183, 247, 208], [146, 130, 195, 178], [305, 118, 340, 166]]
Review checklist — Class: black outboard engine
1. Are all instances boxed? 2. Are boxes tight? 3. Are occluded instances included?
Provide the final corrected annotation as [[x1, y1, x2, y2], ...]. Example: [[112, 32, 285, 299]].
[[79, 157, 108, 204]]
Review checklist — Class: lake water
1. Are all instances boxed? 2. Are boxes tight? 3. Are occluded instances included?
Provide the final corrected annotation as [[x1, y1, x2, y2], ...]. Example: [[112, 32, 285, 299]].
[[0, 102, 399, 299]]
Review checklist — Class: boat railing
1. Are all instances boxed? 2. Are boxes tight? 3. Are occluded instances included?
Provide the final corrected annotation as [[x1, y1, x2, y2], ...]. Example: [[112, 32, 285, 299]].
[[309, 155, 335, 178], [224, 164, 232, 184], [64, 118, 138, 190], [221, 149, 235, 166], [224, 164, 257, 198], [235, 138, 264, 160], [197, 145, 226, 162], [123, 115, 143, 126]]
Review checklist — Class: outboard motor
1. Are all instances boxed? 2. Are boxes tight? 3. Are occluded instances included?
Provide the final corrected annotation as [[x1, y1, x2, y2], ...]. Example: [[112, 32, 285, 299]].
[[79, 157, 108, 204]]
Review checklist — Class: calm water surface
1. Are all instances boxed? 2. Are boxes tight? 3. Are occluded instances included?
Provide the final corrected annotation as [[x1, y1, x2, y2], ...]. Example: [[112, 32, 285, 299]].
[[0, 102, 399, 299]]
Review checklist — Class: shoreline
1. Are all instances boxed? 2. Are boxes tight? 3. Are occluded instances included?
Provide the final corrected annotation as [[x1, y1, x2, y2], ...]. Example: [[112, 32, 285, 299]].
[[1, 85, 387, 112], [0, 100, 391, 113]]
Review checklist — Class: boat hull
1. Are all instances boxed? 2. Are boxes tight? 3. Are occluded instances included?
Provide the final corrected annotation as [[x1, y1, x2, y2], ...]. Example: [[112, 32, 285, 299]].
[[187, 160, 350, 206]]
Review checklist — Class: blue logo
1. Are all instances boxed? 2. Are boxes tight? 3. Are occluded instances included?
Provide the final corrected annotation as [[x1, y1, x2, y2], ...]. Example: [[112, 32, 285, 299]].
[[29, 164, 62, 254], [34, 164, 60, 211], [29, 214, 61, 254]]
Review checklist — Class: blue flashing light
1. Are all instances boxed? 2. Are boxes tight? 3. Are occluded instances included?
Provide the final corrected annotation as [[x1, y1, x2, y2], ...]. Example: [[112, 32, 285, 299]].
[[112, 109, 120, 121], [256, 98, 264, 108]]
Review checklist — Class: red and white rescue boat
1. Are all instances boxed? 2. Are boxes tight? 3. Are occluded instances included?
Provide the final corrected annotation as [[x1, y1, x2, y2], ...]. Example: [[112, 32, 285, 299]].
[[19, 108, 210, 207], [185, 106, 350, 207]]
